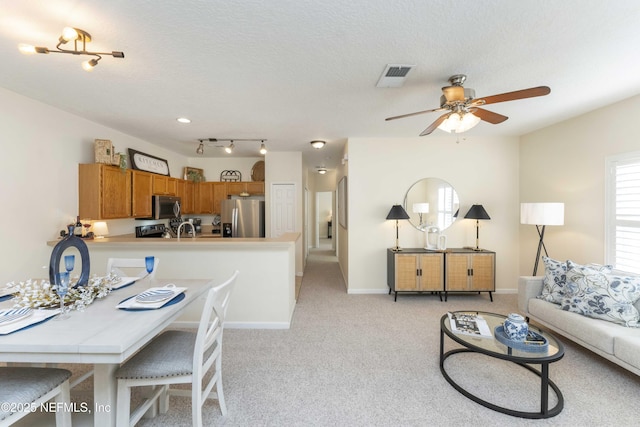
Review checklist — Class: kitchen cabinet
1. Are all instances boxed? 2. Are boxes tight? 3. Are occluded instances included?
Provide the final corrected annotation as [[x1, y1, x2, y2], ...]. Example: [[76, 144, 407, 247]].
[[131, 170, 153, 218], [387, 249, 444, 301], [226, 181, 265, 196], [177, 179, 196, 214], [79, 164, 131, 219], [212, 182, 228, 214], [196, 182, 215, 214], [152, 175, 177, 195], [444, 249, 495, 301]]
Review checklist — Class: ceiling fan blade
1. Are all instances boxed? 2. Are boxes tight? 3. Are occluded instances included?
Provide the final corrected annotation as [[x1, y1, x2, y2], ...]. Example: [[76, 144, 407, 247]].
[[473, 108, 508, 124], [442, 86, 465, 102], [419, 114, 449, 136], [385, 107, 443, 121], [477, 86, 551, 106]]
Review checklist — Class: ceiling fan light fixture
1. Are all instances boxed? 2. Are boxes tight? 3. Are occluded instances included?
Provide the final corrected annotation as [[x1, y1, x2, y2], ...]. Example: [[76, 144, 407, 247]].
[[438, 111, 481, 133], [310, 140, 326, 149]]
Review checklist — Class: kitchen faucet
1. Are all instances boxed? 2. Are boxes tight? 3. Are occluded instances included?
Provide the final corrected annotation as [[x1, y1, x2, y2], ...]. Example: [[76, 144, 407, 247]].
[[177, 220, 196, 241]]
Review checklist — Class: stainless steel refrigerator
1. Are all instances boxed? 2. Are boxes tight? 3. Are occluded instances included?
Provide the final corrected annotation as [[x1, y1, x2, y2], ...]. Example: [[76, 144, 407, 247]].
[[220, 199, 265, 237]]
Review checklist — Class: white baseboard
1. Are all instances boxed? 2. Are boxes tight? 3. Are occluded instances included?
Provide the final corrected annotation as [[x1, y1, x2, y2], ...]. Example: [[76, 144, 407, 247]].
[[171, 320, 291, 330], [346, 288, 518, 295]]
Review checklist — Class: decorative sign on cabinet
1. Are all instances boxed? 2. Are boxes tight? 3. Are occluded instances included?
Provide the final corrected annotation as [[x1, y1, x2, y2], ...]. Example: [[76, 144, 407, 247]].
[[387, 248, 495, 302]]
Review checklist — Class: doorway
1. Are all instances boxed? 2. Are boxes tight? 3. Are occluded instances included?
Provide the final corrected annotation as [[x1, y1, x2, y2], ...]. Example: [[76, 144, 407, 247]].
[[316, 191, 333, 250]]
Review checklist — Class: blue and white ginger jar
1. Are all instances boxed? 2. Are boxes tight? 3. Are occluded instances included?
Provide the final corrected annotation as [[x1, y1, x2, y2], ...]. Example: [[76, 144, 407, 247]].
[[504, 313, 528, 341]]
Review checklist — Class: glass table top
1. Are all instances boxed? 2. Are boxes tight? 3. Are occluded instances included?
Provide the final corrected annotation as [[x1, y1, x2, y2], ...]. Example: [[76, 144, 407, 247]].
[[441, 311, 564, 362]]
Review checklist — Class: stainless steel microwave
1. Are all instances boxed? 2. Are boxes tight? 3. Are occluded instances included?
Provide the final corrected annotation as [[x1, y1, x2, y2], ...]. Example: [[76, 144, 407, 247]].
[[151, 195, 181, 219]]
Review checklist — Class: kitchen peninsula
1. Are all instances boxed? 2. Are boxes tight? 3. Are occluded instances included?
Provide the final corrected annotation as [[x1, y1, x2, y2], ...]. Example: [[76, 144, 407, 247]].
[[47, 233, 299, 329]]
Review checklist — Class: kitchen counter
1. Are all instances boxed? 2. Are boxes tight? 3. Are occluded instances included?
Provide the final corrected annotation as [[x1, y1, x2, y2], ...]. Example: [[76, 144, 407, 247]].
[[48, 233, 300, 329]]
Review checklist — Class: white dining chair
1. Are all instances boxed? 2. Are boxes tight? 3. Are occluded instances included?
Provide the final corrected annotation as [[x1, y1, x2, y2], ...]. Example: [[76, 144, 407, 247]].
[[106, 257, 160, 279], [115, 270, 239, 427], [0, 367, 72, 427]]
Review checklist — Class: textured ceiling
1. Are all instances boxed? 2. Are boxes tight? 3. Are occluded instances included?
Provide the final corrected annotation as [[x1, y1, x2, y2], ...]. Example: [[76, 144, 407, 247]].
[[1, 1, 640, 170]]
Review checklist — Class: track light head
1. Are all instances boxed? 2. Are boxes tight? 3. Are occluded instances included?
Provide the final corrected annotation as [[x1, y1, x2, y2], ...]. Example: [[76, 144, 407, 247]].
[[196, 141, 204, 155], [225, 141, 234, 154], [259, 141, 267, 155]]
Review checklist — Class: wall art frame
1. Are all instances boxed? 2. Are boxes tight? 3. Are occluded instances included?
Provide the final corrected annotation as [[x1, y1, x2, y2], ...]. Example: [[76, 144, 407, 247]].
[[338, 176, 348, 229]]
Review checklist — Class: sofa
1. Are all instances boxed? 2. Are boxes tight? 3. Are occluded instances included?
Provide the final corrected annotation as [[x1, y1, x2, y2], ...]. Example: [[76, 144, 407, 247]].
[[518, 260, 640, 376]]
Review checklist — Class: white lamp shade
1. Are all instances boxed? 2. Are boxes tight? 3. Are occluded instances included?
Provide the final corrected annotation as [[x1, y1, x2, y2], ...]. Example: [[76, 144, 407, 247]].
[[412, 203, 430, 213], [520, 203, 564, 226], [92, 221, 109, 237]]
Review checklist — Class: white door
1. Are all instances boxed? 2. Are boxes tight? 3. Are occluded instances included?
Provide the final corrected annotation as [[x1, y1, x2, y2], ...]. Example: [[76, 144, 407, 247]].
[[271, 183, 296, 238]]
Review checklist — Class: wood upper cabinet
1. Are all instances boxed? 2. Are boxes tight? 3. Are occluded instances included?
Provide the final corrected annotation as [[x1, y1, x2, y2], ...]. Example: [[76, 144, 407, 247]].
[[79, 164, 131, 219], [226, 181, 265, 196], [152, 175, 177, 196], [131, 170, 153, 218], [212, 182, 228, 214], [197, 182, 215, 214], [176, 179, 195, 214]]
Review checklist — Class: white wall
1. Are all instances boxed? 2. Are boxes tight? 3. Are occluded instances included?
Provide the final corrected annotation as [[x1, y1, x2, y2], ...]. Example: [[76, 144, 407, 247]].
[[346, 136, 521, 293], [0, 87, 188, 285], [188, 157, 262, 184], [519, 94, 640, 273]]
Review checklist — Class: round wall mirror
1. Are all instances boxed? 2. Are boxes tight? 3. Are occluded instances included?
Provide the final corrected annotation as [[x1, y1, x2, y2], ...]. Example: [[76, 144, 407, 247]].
[[403, 178, 460, 231]]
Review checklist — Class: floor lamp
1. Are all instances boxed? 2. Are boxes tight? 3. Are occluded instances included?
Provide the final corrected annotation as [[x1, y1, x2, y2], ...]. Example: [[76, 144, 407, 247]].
[[521, 202, 565, 276], [464, 204, 491, 251], [386, 205, 410, 251]]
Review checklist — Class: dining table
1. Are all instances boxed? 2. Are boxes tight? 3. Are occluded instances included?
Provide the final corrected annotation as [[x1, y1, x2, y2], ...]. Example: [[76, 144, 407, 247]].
[[0, 277, 213, 427]]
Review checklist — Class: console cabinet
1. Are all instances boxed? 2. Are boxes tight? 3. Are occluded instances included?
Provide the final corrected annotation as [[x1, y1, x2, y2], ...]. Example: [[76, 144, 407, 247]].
[[387, 248, 495, 301], [387, 249, 444, 301], [444, 249, 495, 301]]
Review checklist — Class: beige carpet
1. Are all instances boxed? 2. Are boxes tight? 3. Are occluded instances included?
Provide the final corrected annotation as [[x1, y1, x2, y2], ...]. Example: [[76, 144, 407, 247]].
[[17, 247, 640, 426]]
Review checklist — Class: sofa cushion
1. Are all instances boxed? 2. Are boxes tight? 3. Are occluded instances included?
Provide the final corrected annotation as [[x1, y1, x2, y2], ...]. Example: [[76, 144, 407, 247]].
[[561, 262, 640, 327], [539, 257, 612, 304], [528, 298, 618, 354], [614, 335, 640, 370]]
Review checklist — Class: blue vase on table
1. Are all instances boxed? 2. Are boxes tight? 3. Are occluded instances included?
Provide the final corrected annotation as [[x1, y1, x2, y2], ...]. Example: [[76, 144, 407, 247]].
[[504, 313, 528, 341]]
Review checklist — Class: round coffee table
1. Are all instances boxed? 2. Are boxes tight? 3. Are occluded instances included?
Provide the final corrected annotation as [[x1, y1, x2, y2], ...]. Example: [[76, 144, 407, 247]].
[[440, 311, 564, 419]]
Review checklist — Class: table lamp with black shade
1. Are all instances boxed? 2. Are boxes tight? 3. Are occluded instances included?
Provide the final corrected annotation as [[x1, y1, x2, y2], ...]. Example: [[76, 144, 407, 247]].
[[464, 204, 491, 251], [386, 205, 410, 251]]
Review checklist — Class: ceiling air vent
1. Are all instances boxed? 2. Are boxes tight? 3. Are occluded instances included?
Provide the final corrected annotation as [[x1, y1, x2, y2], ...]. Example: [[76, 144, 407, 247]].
[[376, 64, 415, 88]]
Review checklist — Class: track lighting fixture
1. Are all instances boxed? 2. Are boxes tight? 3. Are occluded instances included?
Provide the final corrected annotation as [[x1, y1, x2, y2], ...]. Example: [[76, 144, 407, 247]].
[[19, 27, 124, 71], [196, 138, 267, 155], [310, 140, 326, 149]]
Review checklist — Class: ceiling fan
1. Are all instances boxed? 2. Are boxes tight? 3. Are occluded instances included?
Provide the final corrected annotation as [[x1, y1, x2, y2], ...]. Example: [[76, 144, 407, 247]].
[[385, 74, 550, 136]]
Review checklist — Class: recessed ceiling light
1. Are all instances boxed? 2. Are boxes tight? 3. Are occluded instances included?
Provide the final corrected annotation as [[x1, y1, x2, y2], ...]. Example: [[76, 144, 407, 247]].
[[177, 117, 191, 124]]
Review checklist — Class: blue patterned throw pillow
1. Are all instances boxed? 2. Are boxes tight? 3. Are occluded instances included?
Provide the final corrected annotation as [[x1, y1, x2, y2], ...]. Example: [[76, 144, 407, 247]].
[[539, 257, 567, 303], [538, 257, 612, 304], [561, 261, 640, 327]]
